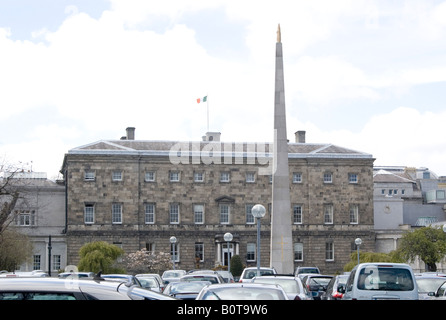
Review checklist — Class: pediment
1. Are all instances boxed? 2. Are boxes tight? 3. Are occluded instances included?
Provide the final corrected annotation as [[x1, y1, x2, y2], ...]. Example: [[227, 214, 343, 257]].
[[215, 195, 235, 203]]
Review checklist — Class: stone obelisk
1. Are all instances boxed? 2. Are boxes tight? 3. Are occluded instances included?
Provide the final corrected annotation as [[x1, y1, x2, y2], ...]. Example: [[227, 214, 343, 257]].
[[270, 24, 294, 274]]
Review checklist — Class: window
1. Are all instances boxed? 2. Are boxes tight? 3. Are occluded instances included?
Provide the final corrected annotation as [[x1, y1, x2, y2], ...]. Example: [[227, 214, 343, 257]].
[[84, 170, 95, 181], [246, 204, 254, 224], [144, 203, 155, 224], [84, 204, 94, 224], [325, 242, 334, 261], [112, 170, 122, 181], [293, 205, 302, 224], [33, 255, 41, 270], [381, 189, 385, 195], [145, 171, 156, 182], [170, 203, 180, 224], [220, 172, 230, 182], [169, 171, 180, 182], [53, 255, 61, 271], [247, 243, 256, 261], [194, 172, 204, 182], [171, 243, 179, 262], [292, 172, 302, 183], [15, 210, 36, 226], [294, 243, 303, 261], [194, 204, 204, 224], [220, 204, 230, 224], [195, 243, 204, 262], [350, 204, 359, 224], [324, 204, 333, 224], [323, 172, 332, 183], [246, 172, 255, 183], [349, 173, 358, 184], [112, 203, 122, 224]]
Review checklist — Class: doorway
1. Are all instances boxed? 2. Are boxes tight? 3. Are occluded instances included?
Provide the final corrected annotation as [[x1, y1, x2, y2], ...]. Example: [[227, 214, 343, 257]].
[[222, 243, 234, 266]]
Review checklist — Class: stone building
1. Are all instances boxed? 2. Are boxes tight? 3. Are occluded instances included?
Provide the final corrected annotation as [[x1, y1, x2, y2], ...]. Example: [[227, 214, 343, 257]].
[[4, 172, 66, 273], [61, 128, 375, 274]]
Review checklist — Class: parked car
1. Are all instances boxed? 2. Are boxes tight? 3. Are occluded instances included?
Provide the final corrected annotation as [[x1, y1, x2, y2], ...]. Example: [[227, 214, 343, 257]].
[[196, 283, 289, 300], [137, 276, 162, 293], [295, 266, 320, 276], [0, 277, 176, 300], [180, 273, 224, 284], [251, 275, 310, 300], [58, 272, 95, 279], [341, 263, 418, 300], [321, 274, 349, 300], [163, 280, 211, 299], [100, 274, 142, 287], [414, 274, 446, 300], [136, 273, 165, 291], [427, 280, 446, 299], [216, 271, 235, 283], [239, 267, 277, 282], [162, 270, 187, 284], [301, 274, 333, 300], [0, 270, 49, 278]]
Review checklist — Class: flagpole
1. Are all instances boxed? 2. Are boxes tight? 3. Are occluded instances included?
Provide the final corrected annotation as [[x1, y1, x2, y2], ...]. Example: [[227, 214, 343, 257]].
[[206, 94, 209, 132]]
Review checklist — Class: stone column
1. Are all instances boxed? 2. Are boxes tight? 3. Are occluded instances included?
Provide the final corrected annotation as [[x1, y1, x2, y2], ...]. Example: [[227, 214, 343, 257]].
[[270, 24, 294, 274]]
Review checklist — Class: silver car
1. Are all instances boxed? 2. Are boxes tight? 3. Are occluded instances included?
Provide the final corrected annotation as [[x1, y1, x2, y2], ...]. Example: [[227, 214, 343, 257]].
[[251, 275, 310, 300], [0, 277, 176, 300], [196, 283, 289, 300]]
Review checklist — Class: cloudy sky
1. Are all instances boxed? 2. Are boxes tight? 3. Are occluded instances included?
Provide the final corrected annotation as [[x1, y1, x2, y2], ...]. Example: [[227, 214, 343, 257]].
[[1, 0, 446, 179]]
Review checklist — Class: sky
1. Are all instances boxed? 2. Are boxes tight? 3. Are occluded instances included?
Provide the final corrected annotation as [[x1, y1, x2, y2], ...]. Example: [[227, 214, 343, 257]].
[[1, 0, 446, 180]]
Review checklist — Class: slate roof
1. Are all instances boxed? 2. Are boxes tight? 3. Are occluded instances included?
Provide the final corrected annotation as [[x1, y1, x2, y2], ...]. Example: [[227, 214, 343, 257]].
[[67, 139, 373, 160], [373, 169, 416, 183]]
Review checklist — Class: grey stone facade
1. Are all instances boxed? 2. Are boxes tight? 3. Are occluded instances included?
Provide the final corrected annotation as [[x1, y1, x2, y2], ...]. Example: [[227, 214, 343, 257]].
[[62, 132, 375, 274]]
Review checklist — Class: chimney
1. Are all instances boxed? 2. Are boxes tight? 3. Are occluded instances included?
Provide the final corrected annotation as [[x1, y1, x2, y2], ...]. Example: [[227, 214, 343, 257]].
[[295, 130, 306, 143], [202, 132, 221, 142], [126, 127, 135, 140]]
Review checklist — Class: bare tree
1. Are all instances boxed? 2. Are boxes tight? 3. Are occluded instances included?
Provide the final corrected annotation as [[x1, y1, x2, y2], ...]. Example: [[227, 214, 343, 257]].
[[0, 161, 34, 270]]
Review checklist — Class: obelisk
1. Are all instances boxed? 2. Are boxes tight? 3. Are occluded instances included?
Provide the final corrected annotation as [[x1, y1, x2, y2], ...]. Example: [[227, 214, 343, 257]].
[[270, 24, 294, 274]]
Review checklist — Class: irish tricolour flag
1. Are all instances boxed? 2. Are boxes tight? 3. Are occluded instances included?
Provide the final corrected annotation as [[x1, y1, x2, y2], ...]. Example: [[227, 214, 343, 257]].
[[197, 96, 207, 104]]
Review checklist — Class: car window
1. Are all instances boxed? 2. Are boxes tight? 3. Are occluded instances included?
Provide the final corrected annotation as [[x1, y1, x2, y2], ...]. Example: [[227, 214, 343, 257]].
[[357, 267, 414, 291], [416, 278, 446, 293], [243, 269, 274, 279]]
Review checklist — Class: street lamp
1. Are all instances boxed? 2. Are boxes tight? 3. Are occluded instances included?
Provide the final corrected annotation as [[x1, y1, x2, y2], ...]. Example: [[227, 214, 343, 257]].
[[224, 232, 233, 274], [170, 236, 177, 270], [252, 204, 266, 277], [355, 238, 362, 266]]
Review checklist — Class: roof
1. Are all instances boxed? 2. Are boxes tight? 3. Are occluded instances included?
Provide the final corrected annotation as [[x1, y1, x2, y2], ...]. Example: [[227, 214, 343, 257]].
[[66, 139, 373, 160], [373, 169, 416, 184]]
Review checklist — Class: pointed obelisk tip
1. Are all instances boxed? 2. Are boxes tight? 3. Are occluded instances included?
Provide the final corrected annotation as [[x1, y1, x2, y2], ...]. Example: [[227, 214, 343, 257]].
[[277, 24, 281, 43]]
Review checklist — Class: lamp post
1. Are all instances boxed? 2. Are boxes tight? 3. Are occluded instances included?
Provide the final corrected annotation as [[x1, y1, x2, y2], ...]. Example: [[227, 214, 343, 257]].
[[224, 232, 233, 274], [251, 204, 266, 277], [355, 238, 362, 266], [170, 236, 177, 270]]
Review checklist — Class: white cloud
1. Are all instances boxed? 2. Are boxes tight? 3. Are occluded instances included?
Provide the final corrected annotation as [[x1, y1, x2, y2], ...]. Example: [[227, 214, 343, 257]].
[[1, 1, 446, 178]]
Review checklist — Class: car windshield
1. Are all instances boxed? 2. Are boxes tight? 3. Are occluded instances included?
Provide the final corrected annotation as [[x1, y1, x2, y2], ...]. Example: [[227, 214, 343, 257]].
[[169, 282, 208, 294], [357, 266, 414, 291], [182, 276, 219, 284], [416, 278, 446, 293], [243, 269, 274, 279], [253, 278, 300, 293], [163, 271, 183, 278], [202, 287, 286, 300], [138, 278, 158, 288], [299, 268, 319, 274]]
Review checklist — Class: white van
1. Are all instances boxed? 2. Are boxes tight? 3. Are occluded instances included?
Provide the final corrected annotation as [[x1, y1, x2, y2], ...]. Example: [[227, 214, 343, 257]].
[[341, 263, 418, 300]]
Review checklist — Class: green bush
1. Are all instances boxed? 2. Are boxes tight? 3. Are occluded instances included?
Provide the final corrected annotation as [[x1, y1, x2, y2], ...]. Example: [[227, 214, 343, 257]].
[[230, 255, 243, 277]]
